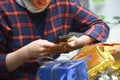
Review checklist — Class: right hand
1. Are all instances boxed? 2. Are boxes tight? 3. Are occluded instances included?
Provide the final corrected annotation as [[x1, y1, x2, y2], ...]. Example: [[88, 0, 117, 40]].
[[22, 39, 55, 59]]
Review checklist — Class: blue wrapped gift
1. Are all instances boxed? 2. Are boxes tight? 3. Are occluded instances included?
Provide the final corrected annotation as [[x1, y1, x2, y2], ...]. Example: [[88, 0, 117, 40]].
[[38, 58, 88, 80]]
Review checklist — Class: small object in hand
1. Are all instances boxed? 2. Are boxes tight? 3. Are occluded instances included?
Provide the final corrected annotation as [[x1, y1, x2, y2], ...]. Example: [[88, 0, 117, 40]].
[[45, 42, 73, 53], [43, 35, 73, 54]]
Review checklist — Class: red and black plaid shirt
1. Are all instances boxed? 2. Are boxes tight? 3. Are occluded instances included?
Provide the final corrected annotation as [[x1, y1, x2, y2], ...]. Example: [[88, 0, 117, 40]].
[[0, 0, 109, 79]]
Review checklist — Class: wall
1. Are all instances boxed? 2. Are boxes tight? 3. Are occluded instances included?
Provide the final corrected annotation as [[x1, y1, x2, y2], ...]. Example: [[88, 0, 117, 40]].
[[91, 0, 120, 24]]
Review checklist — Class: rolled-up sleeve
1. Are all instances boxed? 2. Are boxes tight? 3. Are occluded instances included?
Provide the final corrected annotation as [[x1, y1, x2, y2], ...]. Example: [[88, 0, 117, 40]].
[[84, 22, 109, 42]]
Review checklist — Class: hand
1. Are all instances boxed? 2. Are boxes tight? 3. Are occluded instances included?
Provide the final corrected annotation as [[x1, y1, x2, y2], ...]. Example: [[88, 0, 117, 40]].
[[40, 36, 83, 53], [23, 39, 55, 58], [67, 36, 84, 50]]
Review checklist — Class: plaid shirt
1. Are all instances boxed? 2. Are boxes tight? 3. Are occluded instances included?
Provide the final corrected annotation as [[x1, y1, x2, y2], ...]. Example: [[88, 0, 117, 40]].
[[0, 0, 109, 79]]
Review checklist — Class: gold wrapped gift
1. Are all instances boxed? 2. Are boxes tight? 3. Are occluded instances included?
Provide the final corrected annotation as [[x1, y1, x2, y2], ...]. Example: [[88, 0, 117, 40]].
[[72, 43, 120, 78]]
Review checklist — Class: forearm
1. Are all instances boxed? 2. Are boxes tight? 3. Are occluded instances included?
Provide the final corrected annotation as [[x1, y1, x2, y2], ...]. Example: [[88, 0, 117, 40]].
[[78, 35, 97, 46], [6, 47, 30, 72], [5, 39, 55, 72]]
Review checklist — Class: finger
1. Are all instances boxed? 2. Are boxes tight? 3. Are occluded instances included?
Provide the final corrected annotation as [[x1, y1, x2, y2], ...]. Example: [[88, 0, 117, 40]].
[[67, 41, 75, 47], [67, 36, 77, 42], [43, 42, 55, 48]]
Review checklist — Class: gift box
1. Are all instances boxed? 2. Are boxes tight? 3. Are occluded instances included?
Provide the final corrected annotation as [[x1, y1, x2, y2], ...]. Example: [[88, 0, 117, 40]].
[[38, 58, 88, 80], [72, 43, 118, 78]]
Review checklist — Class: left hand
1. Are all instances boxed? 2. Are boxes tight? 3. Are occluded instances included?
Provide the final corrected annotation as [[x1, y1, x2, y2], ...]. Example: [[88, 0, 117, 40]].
[[67, 36, 84, 50]]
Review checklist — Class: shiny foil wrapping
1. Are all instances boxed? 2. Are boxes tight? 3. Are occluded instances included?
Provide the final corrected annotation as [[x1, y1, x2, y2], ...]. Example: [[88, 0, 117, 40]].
[[72, 43, 120, 79]]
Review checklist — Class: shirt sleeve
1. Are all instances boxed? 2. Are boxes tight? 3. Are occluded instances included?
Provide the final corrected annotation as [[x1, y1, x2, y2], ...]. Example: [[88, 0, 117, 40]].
[[0, 17, 11, 78], [74, 1, 110, 42], [0, 55, 9, 77]]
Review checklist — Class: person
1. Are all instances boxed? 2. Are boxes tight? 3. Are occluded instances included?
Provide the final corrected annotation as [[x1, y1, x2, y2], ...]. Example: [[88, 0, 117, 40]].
[[0, 0, 109, 79]]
